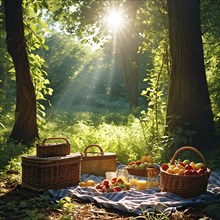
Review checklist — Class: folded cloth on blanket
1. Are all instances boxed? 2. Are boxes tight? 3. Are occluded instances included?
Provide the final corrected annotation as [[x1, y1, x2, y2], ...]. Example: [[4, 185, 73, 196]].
[[46, 168, 220, 216]]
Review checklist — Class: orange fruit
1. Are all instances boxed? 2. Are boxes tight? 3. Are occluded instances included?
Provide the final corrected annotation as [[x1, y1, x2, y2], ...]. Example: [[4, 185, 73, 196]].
[[190, 162, 196, 170], [173, 167, 180, 174], [177, 169, 185, 175], [146, 155, 154, 163]]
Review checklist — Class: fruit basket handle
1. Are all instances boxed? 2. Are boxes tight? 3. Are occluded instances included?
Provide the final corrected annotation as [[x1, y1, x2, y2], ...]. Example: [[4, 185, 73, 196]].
[[83, 144, 104, 156], [170, 146, 207, 166], [41, 137, 70, 146]]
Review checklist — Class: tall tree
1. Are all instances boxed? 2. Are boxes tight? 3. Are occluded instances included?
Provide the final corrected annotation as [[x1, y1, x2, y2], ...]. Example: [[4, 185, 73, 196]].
[[4, 0, 39, 144], [117, 0, 142, 107], [166, 0, 215, 152]]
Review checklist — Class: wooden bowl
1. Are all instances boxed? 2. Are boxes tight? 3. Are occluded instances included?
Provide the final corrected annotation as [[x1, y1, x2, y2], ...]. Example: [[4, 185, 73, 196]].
[[127, 164, 160, 177]]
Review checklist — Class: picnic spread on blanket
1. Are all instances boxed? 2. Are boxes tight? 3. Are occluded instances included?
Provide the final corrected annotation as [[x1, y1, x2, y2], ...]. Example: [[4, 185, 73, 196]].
[[21, 138, 220, 216]]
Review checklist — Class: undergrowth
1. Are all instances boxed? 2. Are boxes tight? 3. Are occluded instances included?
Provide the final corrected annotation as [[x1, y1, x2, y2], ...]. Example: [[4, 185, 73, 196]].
[[1, 109, 219, 175], [0, 195, 74, 220]]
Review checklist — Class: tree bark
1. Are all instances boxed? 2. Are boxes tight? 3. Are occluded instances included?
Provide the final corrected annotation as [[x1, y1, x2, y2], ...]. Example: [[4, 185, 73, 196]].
[[117, 0, 142, 108], [4, 0, 39, 144], [166, 0, 215, 151]]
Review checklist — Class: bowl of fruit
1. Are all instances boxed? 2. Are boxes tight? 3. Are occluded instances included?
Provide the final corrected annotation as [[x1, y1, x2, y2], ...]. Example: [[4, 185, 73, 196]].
[[95, 178, 131, 193], [160, 146, 211, 198], [127, 154, 160, 177]]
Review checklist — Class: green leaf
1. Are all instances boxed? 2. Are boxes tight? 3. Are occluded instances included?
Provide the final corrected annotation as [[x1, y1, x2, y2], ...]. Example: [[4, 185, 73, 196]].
[[20, 201, 28, 208]]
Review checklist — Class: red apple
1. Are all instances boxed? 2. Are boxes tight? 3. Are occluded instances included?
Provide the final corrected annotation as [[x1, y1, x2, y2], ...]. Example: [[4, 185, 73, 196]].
[[185, 165, 193, 170], [201, 166, 207, 171], [161, 163, 169, 171], [179, 162, 185, 167], [184, 170, 192, 175], [136, 160, 141, 166], [191, 170, 198, 175], [197, 168, 205, 175]]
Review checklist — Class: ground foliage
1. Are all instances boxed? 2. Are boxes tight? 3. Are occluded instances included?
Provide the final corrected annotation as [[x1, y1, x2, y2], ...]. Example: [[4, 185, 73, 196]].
[[0, 175, 218, 220]]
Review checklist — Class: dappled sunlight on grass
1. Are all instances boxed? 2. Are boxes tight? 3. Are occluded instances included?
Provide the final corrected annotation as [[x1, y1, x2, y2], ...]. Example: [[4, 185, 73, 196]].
[[0, 110, 166, 174], [38, 111, 164, 164]]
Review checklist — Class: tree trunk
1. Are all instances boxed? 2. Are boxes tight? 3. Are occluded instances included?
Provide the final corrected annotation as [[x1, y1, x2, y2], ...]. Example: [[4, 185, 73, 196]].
[[117, 0, 143, 108], [4, 0, 39, 144], [166, 0, 215, 151], [119, 38, 139, 108]]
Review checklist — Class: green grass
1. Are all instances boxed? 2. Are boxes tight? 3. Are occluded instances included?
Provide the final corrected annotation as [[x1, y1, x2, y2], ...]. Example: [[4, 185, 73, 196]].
[[0, 109, 165, 172], [38, 110, 164, 165], [1, 109, 219, 175]]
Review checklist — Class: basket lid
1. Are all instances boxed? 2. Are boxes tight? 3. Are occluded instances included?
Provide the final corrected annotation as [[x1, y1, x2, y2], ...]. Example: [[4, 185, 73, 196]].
[[81, 152, 117, 161], [22, 153, 81, 161]]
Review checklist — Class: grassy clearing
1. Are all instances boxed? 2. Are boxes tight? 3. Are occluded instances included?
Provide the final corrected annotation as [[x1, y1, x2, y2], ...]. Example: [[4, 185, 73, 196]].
[[0, 110, 164, 173], [38, 110, 164, 165]]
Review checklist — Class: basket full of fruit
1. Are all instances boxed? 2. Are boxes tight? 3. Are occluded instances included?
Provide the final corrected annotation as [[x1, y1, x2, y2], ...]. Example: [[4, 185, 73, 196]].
[[127, 154, 160, 177], [160, 146, 211, 198]]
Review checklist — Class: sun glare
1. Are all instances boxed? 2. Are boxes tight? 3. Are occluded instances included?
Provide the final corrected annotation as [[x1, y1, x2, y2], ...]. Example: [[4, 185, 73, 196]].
[[105, 10, 125, 32]]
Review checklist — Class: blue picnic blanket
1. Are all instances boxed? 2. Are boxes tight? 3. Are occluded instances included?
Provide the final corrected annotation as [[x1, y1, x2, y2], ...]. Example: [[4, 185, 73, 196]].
[[46, 164, 220, 216]]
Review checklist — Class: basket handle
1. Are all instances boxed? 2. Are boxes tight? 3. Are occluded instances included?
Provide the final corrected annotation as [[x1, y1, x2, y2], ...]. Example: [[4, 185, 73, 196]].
[[41, 137, 70, 146], [170, 146, 207, 166], [83, 144, 104, 157]]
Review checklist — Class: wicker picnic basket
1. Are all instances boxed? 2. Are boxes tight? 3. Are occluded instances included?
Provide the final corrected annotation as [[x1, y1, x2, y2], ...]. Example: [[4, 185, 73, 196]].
[[81, 144, 117, 177], [36, 137, 70, 157], [22, 154, 81, 191], [160, 146, 211, 198]]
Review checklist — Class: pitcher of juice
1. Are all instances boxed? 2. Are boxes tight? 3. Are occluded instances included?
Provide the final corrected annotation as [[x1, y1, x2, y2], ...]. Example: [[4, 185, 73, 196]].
[[116, 168, 129, 182]]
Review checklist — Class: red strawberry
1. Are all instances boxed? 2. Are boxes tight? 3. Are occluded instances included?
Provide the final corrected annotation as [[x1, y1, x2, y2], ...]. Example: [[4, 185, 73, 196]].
[[116, 178, 124, 184], [113, 186, 122, 192], [95, 183, 102, 189], [100, 188, 106, 193], [102, 179, 110, 187], [111, 178, 117, 184]]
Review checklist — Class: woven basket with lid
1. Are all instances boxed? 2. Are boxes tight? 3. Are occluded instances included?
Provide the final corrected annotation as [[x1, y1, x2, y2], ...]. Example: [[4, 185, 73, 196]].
[[81, 144, 117, 177], [22, 154, 81, 191]]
